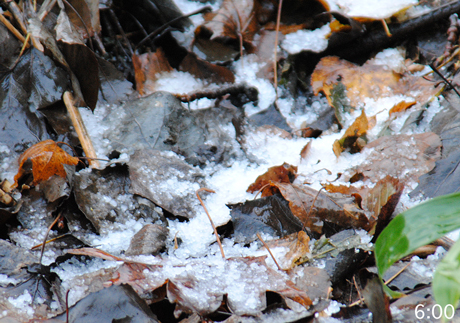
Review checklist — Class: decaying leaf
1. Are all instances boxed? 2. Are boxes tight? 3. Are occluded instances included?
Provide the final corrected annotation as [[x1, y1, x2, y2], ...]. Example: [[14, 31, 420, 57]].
[[133, 48, 173, 96], [332, 109, 369, 157], [389, 100, 416, 115], [266, 183, 371, 235], [194, 0, 260, 58], [247, 163, 298, 195], [311, 56, 438, 110], [13, 140, 79, 188], [344, 132, 441, 185]]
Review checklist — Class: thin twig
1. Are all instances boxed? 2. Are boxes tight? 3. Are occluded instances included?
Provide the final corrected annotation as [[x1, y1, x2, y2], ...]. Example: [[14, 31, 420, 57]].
[[66, 289, 70, 323], [0, 13, 27, 44], [257, 233, 282, 271], [273, 0, 283, 100], [384, 262, 411, 285], [253, 182, 271, 199], [63, 91, 100, 168], [196, 188, 225, 259], [429, 62, 460, 98], [136, 6, 212, 50], [39, 213, 62, 265]]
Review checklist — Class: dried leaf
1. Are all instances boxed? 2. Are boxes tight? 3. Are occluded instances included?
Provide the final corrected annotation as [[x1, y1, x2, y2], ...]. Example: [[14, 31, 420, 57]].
[[300, 140, 312, 160], [247, 163, 298, 195], [13, 140, 79, 188], [178, 52, 235, 84], [194, 0, 260, 57], [345, 132, 441, 185], [267, 183, 371, 234], [311, 56, 438, 110], [132, 48, 173, 96], [389, 100, 416, 116], [332, 109, 369, 157]]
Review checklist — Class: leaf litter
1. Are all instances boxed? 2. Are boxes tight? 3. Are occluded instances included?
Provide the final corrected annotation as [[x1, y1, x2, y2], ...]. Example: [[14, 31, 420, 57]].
[[0, 0, 459, 321]]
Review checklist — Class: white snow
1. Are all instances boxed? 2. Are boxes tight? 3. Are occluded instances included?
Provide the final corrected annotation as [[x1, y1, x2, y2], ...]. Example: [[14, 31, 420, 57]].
[[325, 0, 418, 19], [281, 23, 331, 55]]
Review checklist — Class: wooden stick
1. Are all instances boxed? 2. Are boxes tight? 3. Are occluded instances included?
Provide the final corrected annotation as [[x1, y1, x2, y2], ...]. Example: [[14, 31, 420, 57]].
[[63, 91, 100, 168], [257, 233, 282, 271], [196, 188, 225, 259], [0, 13, 28, 45]]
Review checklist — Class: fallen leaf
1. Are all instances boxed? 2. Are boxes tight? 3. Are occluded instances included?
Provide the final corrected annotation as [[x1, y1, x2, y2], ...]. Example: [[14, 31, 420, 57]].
[[267, 183, 371, 235], [13, 140, 79, 188], [344, 132, 441, 185], [133, 48, 173, 96], [194, 0, 260, 58], [311, 56, 438, 110], [247, 163, 298, 195], [332, 109, 369, 157], [178, 52, 235, 84], [389, 100, 416, 115]]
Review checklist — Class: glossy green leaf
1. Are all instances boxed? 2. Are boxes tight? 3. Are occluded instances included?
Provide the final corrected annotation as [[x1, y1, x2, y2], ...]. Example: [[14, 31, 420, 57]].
[[375, 192, 460, 277], [433, 238, 460, 320]]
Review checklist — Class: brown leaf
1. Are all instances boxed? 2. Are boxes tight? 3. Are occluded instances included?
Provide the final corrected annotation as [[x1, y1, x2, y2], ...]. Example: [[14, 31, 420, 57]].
[[345, 132, 441, 185], [389, 100, 416, 116], [13, 140, 79, 188], [332, 109, 369, 157], [132, 48, 173, 96], [178, 52, 235, 84], [300, 140, 312, 160], [194, 0, 260, 57], [311, 56, 438, 109], [267, 183, 371, 234], [247, 163, 298, 196]]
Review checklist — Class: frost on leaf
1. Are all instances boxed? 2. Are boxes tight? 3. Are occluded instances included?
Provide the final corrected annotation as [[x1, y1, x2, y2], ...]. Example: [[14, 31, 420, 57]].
[[311, 56, 438, 110], [13, 140, 79, 188], [333, 109, 369, 157], [343, 132, 441, 185]]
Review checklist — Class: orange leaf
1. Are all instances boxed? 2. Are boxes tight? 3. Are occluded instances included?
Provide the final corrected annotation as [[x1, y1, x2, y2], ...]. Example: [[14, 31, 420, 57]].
[[247, 163, 297, 196], [388, 100, 416, 116], [13, 140, 79, 188]]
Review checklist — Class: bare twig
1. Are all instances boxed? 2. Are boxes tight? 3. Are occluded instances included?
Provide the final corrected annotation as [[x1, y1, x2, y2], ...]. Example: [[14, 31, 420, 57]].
[[0, 13, 28, 44], [196, 188, 225, 259], [38, 213, 62, 265], [273, 0, 283, 99], [384, 262, 411, 285], [136, 6, 212, 50], [257, 233, 282, 271], [63, 91, 100, 168]]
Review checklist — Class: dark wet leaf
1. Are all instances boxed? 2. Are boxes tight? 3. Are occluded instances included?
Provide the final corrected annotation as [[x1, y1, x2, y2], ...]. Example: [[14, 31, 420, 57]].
[[249, 103, 291, 132], [54, 284, 160, 323], [178, 52, 235, 85], [359, 270, 392, 323], [413, 151, 460, 199], [0, 240, 57, 308], [228, 194, 303, 243], [59, 42, 99, 111], [0, 49, 68, 151]]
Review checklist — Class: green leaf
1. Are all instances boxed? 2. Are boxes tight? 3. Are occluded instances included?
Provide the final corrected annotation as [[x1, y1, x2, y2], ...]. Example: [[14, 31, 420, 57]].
[[375, 192, 460, 278], [433, 238, 460, 320]]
